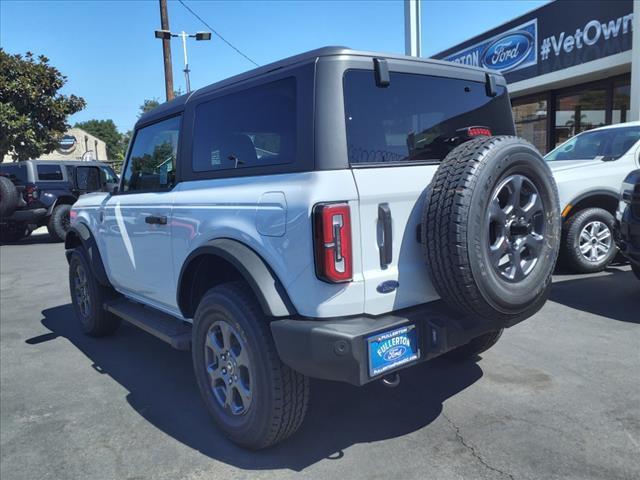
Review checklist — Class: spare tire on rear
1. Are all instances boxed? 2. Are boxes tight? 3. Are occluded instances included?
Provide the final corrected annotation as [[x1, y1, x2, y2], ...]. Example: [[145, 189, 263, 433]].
[[422, 136, 560, 322], [0, 176, 20, 218]]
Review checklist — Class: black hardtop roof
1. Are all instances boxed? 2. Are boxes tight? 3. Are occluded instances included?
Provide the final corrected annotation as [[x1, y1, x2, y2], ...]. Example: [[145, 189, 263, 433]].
[[136, 46, 496, 128]]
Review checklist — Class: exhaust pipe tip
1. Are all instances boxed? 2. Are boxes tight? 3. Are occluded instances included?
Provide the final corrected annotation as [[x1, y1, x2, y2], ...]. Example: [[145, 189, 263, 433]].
[[381, 373, 400, 388]]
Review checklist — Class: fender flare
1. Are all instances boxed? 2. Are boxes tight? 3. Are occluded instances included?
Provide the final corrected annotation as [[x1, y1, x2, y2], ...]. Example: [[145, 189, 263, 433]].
[[64, 223, 111, 287], [177, 238, 295, 318], [564, 189, 620, 217]]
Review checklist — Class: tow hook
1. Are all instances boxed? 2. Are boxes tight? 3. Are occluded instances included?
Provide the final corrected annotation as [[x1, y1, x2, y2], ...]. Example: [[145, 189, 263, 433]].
[[381, 373, 400, 388]]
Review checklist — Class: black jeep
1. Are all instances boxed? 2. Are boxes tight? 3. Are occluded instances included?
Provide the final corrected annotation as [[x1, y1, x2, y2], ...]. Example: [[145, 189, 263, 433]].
[[0, 160, 117, 243]]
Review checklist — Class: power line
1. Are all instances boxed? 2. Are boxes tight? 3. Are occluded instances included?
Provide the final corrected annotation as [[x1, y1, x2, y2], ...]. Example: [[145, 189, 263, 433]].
[[177, 0, 260, 67]]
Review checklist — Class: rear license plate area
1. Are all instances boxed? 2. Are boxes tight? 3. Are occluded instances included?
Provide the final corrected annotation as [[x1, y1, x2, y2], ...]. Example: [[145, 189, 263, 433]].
[[367, 325, 420, 377]]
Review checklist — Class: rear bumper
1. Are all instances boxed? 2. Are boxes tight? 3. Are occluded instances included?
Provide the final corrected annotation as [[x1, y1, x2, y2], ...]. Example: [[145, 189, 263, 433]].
[[270, 300, 521, 386], [1, 208, 47, 224]]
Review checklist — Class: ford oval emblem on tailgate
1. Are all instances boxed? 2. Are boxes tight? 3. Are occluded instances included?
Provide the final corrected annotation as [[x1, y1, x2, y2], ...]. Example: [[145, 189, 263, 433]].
[[377, 280, 399, 294], [482, 31, 533, 72]]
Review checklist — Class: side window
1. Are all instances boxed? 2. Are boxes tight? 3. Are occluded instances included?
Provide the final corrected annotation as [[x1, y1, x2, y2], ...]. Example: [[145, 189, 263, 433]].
[[100, 166, 118, 183], [122, 116, 181, 192], [192, 77, 296, 172], [37, 164, 64, 181]]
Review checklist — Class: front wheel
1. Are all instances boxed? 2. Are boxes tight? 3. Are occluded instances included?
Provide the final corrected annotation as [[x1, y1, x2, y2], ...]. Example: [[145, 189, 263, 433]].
[[562, 208, 617, 273], [192, 282, 309, 449], [68, 249, 121, 336], [47, 204, 72, 242]]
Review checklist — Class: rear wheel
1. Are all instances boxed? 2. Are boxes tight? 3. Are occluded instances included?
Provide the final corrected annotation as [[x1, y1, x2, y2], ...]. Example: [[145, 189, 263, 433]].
[[68, 249, 121, 336], [192, 282, 309, 449], [445, 329, 503, 360], [0, 176, 19, 217], [47, 204, 72, 242], [423, 136, 561, 322], [562, 208, 617, 273]]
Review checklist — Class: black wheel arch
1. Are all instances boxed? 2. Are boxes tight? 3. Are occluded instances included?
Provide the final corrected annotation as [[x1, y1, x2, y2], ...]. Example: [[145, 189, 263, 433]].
[[563, 189, 619, 220], [177, 238, 296, 320], [64, 223, 111, 287]]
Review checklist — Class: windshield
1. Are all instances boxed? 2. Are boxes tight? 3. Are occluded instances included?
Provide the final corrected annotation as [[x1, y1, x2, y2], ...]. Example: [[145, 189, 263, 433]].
[[545, 126, 640, 162], [343, 70, 515, 164]]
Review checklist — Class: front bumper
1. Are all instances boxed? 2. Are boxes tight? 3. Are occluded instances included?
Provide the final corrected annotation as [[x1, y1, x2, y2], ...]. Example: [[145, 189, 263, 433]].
[[270, 300, 520, 386]]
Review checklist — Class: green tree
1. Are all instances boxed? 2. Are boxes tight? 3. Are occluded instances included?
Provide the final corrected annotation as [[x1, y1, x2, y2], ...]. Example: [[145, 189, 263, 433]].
[[74, 119, 123, 160], [0, 49, 85, 161], [138, 89, 182, 118]]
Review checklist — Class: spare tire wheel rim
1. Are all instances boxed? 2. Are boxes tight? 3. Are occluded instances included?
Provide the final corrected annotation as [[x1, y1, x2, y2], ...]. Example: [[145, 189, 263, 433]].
[[578, 221, 611, 262], [487, 174, 546, 282], [204, 320, 253, 416]]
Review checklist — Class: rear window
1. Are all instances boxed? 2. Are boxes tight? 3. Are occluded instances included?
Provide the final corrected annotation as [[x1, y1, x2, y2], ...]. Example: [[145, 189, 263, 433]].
[[37, 164, 64, 181], [343, 70, 514, 164], [192, 77, 296, 172], [0, 163, 29, 184]]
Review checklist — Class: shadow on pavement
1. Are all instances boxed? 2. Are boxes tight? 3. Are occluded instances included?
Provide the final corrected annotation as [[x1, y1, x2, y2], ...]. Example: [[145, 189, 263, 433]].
[[31, 304, 483, 471], [550, 268, 640, 324], [3, 233, 59, 246]]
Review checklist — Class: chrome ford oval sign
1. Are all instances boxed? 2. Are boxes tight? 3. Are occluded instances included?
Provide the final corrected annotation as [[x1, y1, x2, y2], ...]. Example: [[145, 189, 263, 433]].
[[383, 345, 407, 362], [482, 31, 534, 72]]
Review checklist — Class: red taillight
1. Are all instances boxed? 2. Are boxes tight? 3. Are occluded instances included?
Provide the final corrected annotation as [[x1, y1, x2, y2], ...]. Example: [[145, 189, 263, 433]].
[[24, 184, 39, 204], [313, 203, 353, 283], [467, 127, 492, 137]]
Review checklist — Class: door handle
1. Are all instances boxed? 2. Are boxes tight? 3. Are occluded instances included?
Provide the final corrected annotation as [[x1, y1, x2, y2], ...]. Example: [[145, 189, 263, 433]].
[[145, 215, 167, 225], [378, 203, 392, 269]]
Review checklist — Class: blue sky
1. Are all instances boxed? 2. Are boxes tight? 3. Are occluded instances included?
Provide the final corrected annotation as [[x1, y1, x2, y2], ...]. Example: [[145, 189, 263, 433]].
[[1, 0, 548, 134]]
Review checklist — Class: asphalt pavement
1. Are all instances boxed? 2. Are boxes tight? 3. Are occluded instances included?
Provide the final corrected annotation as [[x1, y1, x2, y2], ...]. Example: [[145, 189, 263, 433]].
[[1, 233, 639, 480]]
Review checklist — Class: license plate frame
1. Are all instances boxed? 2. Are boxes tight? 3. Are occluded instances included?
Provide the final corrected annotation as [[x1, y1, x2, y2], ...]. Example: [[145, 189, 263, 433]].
[[367, 325, 420, 377]]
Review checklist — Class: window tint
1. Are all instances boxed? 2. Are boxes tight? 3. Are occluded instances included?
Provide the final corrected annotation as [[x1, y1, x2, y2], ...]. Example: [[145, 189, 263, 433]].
[[545, 127, 640, 162], [192, 77, 296, 172], [0, 163, 29, 184], [122, 116, 181, 192], [343, 70, 514, 164], [37, 164, 64, 181]]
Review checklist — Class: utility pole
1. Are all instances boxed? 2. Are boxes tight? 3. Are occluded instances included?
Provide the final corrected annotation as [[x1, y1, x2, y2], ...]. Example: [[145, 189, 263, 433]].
[[155, 30, 211, 94], [404, 0, 422, 57], [159, 0, 174, 102]]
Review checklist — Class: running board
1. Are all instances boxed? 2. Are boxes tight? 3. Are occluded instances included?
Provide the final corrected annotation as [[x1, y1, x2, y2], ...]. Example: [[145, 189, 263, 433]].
[[104, 298, 191, 350]]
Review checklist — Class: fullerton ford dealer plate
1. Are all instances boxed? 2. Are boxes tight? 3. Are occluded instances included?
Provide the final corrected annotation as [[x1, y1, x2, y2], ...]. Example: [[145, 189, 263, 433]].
[[367, 325, 420, 377]]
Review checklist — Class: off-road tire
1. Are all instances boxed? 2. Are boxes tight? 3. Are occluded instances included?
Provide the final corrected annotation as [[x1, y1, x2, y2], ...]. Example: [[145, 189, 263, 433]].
[[562, 207, 617, 274], [0, 176, 20, 217], [192, 282, 309, 449], [68, 249, 121, 336], [445, 329, 503, 360], [423, 136, 561, 322], [47, 204, 72, 242]]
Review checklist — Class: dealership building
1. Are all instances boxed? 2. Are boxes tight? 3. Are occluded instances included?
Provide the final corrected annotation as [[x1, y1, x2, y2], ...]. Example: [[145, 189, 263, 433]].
[[432, 0, 639, 154]]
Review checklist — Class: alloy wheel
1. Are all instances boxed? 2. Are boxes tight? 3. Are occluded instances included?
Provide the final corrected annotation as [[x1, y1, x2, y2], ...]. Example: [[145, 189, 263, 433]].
[[204, 320, 253, 416], [73, 263, 91, 318], [578, 221, 611, 263], [487, 174, 546, 282]]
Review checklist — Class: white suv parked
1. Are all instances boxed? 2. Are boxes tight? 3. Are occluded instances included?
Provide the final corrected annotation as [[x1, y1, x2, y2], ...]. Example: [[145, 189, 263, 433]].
[[65, 47, 561, 449], [546, 122, 640, 272]]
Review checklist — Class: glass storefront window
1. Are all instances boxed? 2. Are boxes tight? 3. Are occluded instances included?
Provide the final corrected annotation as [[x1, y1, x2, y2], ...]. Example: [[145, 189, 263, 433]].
[[554, 89, 606, 147], [612, 80, 631, 124], [512, 96, 547, 153]]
